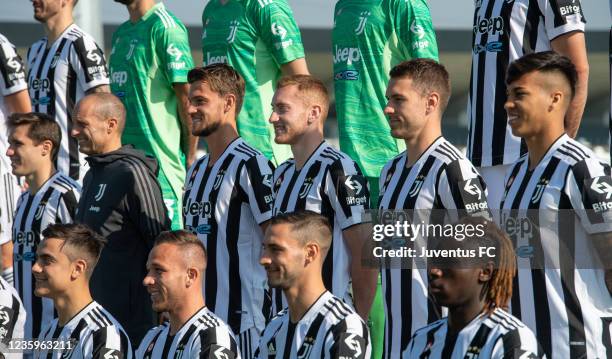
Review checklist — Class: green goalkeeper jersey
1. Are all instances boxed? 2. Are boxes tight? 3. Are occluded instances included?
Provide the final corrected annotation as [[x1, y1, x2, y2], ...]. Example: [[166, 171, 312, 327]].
[[333, 0, 438, 178], [201, 0, 305, 165], [109, 3, 194, 222]]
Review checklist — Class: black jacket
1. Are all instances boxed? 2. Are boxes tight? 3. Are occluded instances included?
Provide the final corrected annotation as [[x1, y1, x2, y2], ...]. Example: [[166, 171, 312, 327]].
[[76, 145, 170, 343]]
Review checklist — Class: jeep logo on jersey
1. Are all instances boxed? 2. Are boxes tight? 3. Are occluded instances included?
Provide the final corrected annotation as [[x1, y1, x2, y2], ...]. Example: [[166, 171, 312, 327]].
[[166, 44, 183, 61], [13, 231, 35, 246], [183, 198, 213, 218], [333, 46, 361, 65], [501, 212, 534, 239], [410, 21, 425, 40], [226, 21, 240, 43], [206, 53, 228, 65], [111, 71, 128, 86], [473, 16, 504, 36], [30, 78, 50, 91], [94, 184, 107, 201], [354, 11, 370, 35]]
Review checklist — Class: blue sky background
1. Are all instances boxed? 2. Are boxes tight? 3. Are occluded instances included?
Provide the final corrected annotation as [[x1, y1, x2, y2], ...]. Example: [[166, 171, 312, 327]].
[[2, 0, 610, 29]]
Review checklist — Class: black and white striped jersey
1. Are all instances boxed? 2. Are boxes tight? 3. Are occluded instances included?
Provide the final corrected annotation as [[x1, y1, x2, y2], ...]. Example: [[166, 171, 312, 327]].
[[0, 276, 26, 359], [377, 136, 489, 358], [27, 23, 109, 181], [467, 0, 585, 167], [404, 308, 543, 358], [34, 301, 132, 359], [135, 306, 240, 359], [272, 141, 370, 307], [500, 134, 612, 358], [182, 137, 274, 336], [255, 291, 371, 359], [12, 172, 80, 340]]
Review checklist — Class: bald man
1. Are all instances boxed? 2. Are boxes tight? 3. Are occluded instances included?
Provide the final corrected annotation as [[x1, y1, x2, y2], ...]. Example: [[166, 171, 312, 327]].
[[72, 93, 171, 344], [136, 231, 240, 358]]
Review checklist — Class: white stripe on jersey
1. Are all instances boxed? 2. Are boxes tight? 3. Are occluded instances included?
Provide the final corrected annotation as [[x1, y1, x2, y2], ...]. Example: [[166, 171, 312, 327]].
[[467, 0, 585, 167], [500, 134, 612, 358], [0, 171, 20, 247], [12, 172, 80, 340], [35, 301, 132, 359], [0, 276, 26, 359], [272, 141, 369, 307], [27, 24, 109, 181], [404, 308, 543, 358], [136, 306, 240, 359], [377, 137, 489, 358], [182, 137, 274, 335], [255, 291, 371, 359]]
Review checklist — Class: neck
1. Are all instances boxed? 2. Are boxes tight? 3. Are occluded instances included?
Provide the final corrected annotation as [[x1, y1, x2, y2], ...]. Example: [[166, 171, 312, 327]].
[[204, 124, 239, 165], [97, 138, 123, 155], [525, 126, 565, 170], [55, 284, 93, 327], [43, 13, 73, 44], [404, 119, 441, 167], [447, 297, 486, 335], [284, 271, 326, 323], [168, 293, 206, 336], [127, 0, 156, 23], [26, 163, 56, 194], [291, 131, 324, 170]]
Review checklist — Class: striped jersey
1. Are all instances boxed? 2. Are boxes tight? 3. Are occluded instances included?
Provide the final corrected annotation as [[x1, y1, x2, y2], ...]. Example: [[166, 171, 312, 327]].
[[27, 23, 109, 181], [377, 137, 489, 358], [0, 276, 26, 359], [404, 308, 543, 358], [500, 134, 612, 358], [467, 0, 585, 167], [136, 306, 240, 359], [271, 141, 370, 308], [255, 291, 371, 359], [12, 172, 80, 340], [182, 137, 274, 335], [34, 301, 132, 359]]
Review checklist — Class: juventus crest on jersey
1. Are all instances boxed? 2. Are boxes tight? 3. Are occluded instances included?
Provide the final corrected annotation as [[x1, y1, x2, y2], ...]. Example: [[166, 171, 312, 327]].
[[377, 137, 489, 359], [136, 306, 240, 359], [182, 138, 274, 336], [467, 0, 585, 166], [27, 23, 109, 181], [500, 134, 612, 358], [404, 308, 543, 358], [272, 141, 369, 308], [255, 291, 371, 359], [12, 172, 80, 340], [35, 301, 132, 359]]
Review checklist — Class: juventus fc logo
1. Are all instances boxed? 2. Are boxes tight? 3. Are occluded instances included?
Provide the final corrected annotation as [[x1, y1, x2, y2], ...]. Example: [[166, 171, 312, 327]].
[[354, 11, 371, 35], [227, 21, 240, 43], [94, 184, 107, 201], [299, 178, 314, 199], [34, 203, 46, 220], [126, 39, 138, 60], [531, 179, 548, 203], [213, 170, 225, 190], [408, 176, 425, 197]]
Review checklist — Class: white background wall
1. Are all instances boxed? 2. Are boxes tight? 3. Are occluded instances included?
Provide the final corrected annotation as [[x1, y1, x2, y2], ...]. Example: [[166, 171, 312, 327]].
[[1, 0, 610, 29]]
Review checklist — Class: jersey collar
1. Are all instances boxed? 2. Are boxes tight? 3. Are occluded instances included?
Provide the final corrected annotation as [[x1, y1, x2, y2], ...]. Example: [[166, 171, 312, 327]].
[[141, 2, 166, 22]]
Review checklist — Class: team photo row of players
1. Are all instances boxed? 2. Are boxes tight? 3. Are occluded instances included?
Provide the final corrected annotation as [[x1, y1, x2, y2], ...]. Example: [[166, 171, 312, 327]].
[[0, 0, 608, 358]]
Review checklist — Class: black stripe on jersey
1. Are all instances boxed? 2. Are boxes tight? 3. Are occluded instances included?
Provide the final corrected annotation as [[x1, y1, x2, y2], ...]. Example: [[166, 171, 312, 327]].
[[45, 39, 68, 119], [245, 156, 274, 216], [521, 3, 540, 55], [91, 326, 110, 356], [602, 317, 612, 358], [327, 160, 353, 220], [225, 162, 244, 333], [298, 313, 325, 358], [72, 37, 96, 83], [177, 321, 200, 355], [500, 328, 524, 356], [204, 154, 235, 315], [67, 318, 89, 352], [30, 43, 49, 113], [282, 321, 297, 359], [66, 64, 79, 180], [466, 323, 493, 354], [0, 41, 25, 88], [277, 167, 301, 213], [143, 327, 165, 359], [470, 0, 497, 166], [491, 0, 516, 164]]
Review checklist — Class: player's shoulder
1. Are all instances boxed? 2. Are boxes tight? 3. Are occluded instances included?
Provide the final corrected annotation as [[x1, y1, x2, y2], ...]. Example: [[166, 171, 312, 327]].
[[411, 317, 446, 339], [246, 0, 292, 11], [553, 137, 595, 167], [85, 302, 128, 332], [321, 294, 362, 324], [486, 309, 541, 355], [382, 151, 407, 174], [319, 143, 362, 173], [486, 308, 528, 332], [234, 138, 268, 162], [51, 173, 81, 193], [264, 307, 289, 332], [150, 3, 187, 31], [431, 138, 467, 166]]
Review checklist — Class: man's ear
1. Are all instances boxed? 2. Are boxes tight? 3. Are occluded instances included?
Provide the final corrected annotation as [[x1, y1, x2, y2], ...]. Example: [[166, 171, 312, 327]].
[[41, 140, 53, 158], [72, 259, 88, 280], [304, 242, 320, 265], [479, 261, 494, 283], [425, 92, 440, 116]]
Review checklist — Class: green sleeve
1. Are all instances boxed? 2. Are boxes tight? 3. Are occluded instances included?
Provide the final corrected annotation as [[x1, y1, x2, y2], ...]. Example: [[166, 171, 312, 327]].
[[153, 21, 194, 84], [393, 0, 439, 61], [250, 0, 305, 66]]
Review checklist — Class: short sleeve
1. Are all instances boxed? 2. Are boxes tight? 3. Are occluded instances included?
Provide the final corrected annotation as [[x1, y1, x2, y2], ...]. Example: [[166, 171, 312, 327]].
[[0, 39, 27, 96], [324, 159, 371, 230], [325, 315, 371, 359], [69, 35, 109, 92], [392, 0, 439, 60], [566, 158, 612, 234], [153, 19, 194, 84], [538, 0, 586, 40], [190, 327, 238, 359], [437, 158, 490, 216], [241, 155, 275, 225], [250, 0, 305, 66]]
